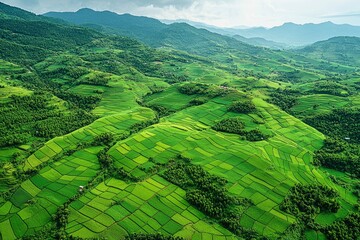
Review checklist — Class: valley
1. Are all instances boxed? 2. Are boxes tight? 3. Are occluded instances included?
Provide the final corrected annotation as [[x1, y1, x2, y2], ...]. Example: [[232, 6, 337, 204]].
[[0, 2, 359, 240]]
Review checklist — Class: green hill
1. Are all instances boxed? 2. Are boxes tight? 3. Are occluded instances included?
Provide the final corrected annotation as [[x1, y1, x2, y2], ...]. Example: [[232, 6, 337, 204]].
[[233, 35, 288, 49], [0, 5, 102, 65], [0, 3, 359, 240], [0, 2, 40, 20], [297, 36, 360, 67], [45, 8, 167, 44], [44, 8, 359, 77]]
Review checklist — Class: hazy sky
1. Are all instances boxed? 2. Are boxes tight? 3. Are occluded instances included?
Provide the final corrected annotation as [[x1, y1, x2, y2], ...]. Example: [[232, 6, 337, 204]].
[[2, 0, 360, 27]]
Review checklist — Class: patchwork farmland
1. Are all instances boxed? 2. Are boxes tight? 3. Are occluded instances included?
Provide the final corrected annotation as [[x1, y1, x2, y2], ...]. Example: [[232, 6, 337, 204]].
[[0, 3, 359, 239]]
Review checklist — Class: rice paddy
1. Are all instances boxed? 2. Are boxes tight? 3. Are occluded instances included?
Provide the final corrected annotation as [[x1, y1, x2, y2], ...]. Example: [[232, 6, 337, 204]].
[[0, 43, 359, 240]]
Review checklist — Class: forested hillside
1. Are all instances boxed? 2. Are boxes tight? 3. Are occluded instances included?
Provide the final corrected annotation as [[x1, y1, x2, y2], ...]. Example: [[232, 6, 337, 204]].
[[45, 8, 266, 58], [297, 36, 360, 66], [0, 3, 359, 240]]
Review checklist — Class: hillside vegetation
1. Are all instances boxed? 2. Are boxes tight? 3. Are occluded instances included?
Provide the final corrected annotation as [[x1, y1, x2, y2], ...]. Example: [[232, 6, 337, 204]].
[[0, 3, 359, 240], [297, 36, 360, 67]]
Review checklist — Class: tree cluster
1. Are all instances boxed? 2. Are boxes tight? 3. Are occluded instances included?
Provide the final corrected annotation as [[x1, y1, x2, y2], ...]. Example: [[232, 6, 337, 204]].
[[37, 66, 89, 81], [212, 118, 245, 134], [188, 97, 208, 106], [323, 213, 360, 240], [53, 205, 70, 230], [34, 111, 96, 139], [92, 133, 114, 146], [305, 108, 360, 144], [240, 129, 270, 142], [97, 148, 113, 170], [268, 88, 299, 112], [146, 105, 175, 118], [55, 91, 101, 111], [0, 94, 95, 147], [313, 81, 351, 96], [77, 72, 109, 86], [228, 100, 256, 114], [314, 138, 359, 178], [272, 70, 301, 83], [280, 184, 340, 217], [130, 118, 159, 134], [178, 83, 230, 98], [212, 118, 269, 142], [178, 83, 210, 95]]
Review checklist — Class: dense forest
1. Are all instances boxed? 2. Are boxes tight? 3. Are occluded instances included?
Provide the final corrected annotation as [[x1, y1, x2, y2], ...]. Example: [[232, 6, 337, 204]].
[[280, 184, 340, 217], [280, 184, 360, 240], [305, 108, 360, 144], [0, 94, 96, 147], [314, 138, 360, 178], [268, 88, 299, 112]]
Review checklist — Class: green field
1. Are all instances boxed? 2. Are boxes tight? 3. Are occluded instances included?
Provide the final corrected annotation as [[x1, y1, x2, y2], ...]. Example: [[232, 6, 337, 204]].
[[0, 3, 359, 240]]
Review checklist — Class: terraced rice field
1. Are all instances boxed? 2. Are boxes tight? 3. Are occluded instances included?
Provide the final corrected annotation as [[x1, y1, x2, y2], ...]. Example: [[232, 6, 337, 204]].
[[66, 177, 235, 239], [1, 85, 356, 239], [0, 147, 101, 238], [104, 96, 356, 238], [0, 57, 358, 239], [24, 108, 155, 170]]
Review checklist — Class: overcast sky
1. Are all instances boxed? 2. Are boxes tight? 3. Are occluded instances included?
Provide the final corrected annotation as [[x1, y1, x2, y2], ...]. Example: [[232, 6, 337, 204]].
[[2, 0, 360, 27]]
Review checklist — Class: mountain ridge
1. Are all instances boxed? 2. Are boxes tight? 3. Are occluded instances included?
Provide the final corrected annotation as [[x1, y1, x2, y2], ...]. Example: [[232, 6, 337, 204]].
[[161, 18, 360, 46], [297, 36, 360, 66], [233, 21, 360, 46], [44, 8, 269, 58]]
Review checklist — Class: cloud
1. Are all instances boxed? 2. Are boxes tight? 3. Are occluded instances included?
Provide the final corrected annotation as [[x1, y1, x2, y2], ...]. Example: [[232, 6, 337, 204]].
[[131, 0, 194, 9], [324, 13, 360, 18], [2, 0, 360, 27], [2, 0, 38, 9], [2, 0, 194, 12]]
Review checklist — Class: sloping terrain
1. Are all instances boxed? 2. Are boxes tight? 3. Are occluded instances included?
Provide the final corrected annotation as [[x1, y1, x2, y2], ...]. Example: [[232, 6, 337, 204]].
[[296, 36, 360, 66], [44, 8, 281, 58], [0, 3, 359, 240]]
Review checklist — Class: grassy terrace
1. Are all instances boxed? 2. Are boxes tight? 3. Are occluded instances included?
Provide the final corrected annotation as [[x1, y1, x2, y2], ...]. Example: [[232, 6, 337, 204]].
[[0, 7, 359, 238]]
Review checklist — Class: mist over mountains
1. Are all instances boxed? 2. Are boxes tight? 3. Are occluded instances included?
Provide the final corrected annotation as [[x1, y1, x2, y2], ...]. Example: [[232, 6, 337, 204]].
[[45, 8, 360, 48], [163, 19, 360, 46]]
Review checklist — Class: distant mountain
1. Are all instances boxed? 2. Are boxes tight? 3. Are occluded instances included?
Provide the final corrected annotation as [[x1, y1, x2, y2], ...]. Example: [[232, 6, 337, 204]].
[[161, 19, 225, 31], [45, 8, 167, 45], [232, 22, 360, 46], [44, 9, 266, 57], [161, 19, 288, 49], [162, 19, 250, 30], [160, 19, 248, 36], [297, 36, 360, 66], [161, 19, 360, 47], [232, 35, 288, 50]]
